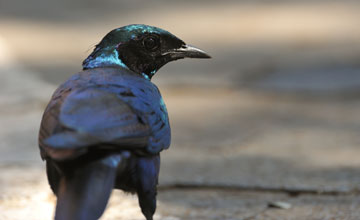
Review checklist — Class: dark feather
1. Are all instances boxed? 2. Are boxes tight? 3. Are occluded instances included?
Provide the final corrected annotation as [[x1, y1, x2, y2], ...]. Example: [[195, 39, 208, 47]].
[[54, 154, 123, 220]]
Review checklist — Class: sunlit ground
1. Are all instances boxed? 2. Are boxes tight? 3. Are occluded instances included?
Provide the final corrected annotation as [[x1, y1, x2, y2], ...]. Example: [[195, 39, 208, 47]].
[[1, 0, 360, 219]]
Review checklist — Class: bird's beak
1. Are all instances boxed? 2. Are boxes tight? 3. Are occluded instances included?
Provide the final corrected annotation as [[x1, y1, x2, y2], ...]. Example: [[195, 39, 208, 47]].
[[163, 45, 211, 59]]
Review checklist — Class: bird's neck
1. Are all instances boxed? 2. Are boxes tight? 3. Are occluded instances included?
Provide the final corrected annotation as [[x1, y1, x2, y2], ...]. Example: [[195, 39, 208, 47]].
[[82, 48, 154, 80], [82, 47, 128, 70]]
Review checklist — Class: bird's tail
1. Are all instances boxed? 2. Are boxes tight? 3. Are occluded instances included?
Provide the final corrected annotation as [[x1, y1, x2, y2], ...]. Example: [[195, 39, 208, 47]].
[[54, 154, 123, 220]]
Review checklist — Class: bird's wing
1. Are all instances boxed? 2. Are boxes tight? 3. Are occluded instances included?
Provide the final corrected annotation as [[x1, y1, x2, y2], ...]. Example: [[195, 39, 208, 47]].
[[42, 88, 150, 159]]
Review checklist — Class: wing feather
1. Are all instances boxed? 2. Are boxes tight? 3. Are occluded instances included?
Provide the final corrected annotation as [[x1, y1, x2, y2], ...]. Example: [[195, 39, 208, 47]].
[[40, 88, 150, 160]]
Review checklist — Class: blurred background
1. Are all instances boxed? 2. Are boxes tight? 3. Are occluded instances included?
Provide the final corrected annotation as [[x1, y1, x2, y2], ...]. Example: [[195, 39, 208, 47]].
[[1, 0, 360, 219]]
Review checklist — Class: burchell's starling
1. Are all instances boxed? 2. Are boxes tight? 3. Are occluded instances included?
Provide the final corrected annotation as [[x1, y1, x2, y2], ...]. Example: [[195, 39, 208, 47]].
[[38, 24, 211, 220]]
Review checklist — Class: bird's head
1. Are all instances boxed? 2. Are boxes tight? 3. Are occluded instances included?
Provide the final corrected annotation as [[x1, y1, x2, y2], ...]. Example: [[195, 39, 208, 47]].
[[83, 24, 211, 80]]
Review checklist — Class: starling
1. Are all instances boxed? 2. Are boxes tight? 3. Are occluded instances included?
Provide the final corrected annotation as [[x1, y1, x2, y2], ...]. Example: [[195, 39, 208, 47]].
[[38, 24, 210, 220]]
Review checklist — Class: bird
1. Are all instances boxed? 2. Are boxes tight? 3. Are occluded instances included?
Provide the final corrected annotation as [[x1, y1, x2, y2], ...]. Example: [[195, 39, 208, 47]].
[[38, 24, 211, 220]]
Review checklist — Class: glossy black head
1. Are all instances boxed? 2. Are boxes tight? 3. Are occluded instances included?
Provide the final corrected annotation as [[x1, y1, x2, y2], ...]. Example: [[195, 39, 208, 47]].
[[83, 24, 210, 79]]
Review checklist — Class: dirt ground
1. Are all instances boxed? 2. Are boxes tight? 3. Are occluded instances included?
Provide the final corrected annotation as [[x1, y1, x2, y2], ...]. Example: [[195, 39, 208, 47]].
[[1, 0, 360, 219]]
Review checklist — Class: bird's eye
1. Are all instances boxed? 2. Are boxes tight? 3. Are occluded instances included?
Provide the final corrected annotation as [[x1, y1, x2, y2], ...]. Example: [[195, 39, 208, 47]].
[[143, 36, 159, 51]]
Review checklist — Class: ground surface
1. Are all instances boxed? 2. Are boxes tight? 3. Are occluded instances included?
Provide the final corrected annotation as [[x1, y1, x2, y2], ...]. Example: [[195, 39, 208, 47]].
[[1, 0, 360, 219]]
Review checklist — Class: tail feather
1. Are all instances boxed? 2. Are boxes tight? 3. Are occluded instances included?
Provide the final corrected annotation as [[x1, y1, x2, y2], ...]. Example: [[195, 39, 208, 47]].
[[55, 154, 123, 220]]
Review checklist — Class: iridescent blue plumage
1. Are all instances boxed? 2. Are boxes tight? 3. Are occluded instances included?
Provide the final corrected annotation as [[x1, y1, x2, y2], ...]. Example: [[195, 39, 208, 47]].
[[122, 24, 172, 35], [39, 24, 210, 220], [83, 48, 128, 69], [44, 67, 171, 154]]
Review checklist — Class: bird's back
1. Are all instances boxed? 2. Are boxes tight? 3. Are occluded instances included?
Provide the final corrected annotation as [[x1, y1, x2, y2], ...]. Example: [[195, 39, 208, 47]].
[[39, 67, 171, 161]]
